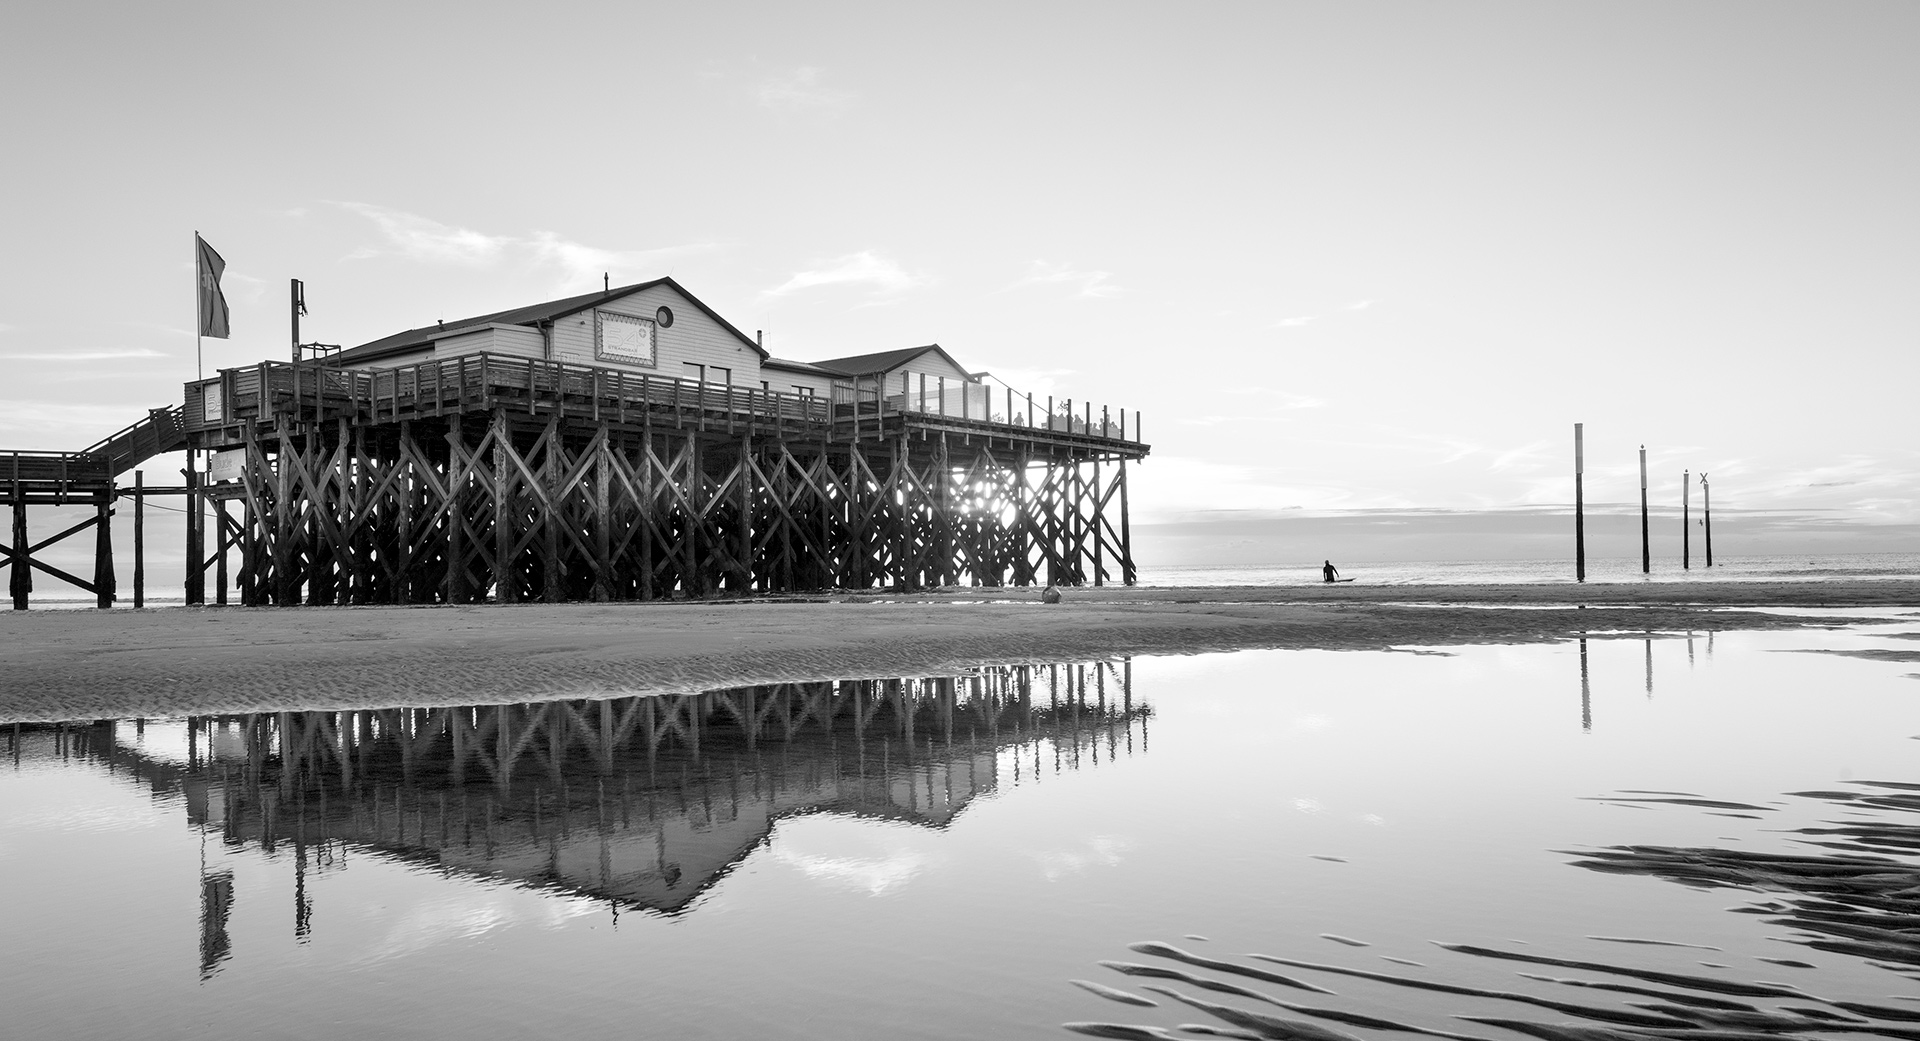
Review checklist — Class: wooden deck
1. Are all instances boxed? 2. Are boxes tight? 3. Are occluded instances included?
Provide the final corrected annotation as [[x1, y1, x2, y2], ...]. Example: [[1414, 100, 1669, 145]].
[[1, 450, 112, 503], [1, 406, 184, 505], [183, 354, 1146, 461], [5, 353, 1147, 608]]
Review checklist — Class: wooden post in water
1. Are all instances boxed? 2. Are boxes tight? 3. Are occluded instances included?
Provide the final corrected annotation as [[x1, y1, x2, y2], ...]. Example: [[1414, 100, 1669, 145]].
[[1573, 423, 1586, 582], [1701, 472, 1712, 567], [1638, 446, 1649, 574], [133, 470, 145, 608], [1682, 468, 1690, 570]]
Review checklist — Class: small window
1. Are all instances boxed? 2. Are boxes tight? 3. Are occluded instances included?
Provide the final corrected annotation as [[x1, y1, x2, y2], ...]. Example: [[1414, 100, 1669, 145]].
[[595, 311, 656, 366]]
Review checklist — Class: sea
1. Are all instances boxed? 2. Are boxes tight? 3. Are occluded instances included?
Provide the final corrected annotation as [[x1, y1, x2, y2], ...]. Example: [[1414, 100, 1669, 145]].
[[1137, 551, 1920, 587], [19, 552, 1917, 609]]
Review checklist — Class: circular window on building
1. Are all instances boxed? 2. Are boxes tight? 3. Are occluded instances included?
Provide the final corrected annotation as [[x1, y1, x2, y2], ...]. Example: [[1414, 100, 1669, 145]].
[[655, 305, 675, 328]]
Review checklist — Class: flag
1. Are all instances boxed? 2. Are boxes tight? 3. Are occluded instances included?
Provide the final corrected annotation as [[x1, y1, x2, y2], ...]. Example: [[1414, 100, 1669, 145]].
[[196, 234, 230, 339]]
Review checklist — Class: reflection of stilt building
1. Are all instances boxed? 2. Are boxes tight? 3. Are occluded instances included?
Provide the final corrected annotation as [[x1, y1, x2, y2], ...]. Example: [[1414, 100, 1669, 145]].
[[10, 662, 1146, 957]]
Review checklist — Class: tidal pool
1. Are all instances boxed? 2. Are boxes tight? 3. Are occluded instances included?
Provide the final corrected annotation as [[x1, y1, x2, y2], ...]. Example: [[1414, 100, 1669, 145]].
[[3, 619, 1918, 1040]]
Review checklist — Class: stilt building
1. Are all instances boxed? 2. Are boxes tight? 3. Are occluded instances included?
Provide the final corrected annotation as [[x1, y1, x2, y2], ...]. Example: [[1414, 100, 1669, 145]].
[[4, 277, 1147, 606]]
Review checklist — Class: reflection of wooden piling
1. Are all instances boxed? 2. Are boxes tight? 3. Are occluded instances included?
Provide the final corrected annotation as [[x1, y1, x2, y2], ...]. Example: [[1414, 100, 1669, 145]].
[[1643, 637, 1653, 699], [1573, 424, 1586, 582], [1579, 637, 1592, 732], [199, 869, 235, 979]]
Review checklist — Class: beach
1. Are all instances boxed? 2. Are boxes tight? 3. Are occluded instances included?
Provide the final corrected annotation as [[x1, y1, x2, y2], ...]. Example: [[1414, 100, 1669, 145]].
[[3, 579, 1914, 723]]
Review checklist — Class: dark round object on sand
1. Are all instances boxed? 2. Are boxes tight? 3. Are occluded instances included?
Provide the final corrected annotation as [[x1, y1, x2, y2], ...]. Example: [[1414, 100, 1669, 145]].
[[1041, 585, 1062, 604]]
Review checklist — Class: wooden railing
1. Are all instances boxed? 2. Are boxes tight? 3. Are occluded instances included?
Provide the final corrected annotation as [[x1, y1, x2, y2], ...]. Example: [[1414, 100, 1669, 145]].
[[871, 371, 1141, 443], [184, 353, 1146, 447], [78, 406, 187, 477], [1, 449, 113, 490], [0, 405, 183, 500]]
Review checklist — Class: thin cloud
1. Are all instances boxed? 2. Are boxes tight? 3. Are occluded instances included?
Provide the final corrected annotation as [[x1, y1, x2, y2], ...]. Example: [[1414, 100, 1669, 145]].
[[122, 319, 193, 338], [1272, 316, 1315, 328], [335, 201, 512, 265], [0, 348, 169, 361], [1217, 386, 1325, 409], [0, 400, 153, 445], [221, 270, 270, 304], [1011, 260, 1121, 299], [758, 67, 855, 113], [334, 202, 715, 290], [1345, 299, 1375, 311], [968, 364, 1075, 402], [526, 232, 716, 289], [1488, 440, 1551, 472], [0, 323, 14, 333], [763, 251, 928, 297]]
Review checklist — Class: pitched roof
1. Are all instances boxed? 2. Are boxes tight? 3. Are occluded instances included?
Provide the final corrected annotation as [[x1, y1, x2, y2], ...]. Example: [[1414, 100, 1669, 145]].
[[807, 344, 975, 379], [327, 277, 766, 366], [761, 356, 841, 376]]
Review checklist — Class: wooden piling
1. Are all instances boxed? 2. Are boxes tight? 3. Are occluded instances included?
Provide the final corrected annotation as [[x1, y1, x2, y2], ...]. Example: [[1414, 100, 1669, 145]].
[[1682, 468, 1690, 570], [185, 450, 204, 604], [1701, 473, 1713, 567], [93, 489, 114, 608], [1573, 423, 1586, 582], [214, 500, 228, 605], [9, 484, 28, 609], [133, 470, 145, 608], [1638, 445, 1649, 574]]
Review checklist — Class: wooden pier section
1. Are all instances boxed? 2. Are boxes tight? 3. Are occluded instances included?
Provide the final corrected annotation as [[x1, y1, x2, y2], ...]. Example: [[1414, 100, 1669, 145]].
[[2, 407, 186, 608], [178, 353, 1149, 605]]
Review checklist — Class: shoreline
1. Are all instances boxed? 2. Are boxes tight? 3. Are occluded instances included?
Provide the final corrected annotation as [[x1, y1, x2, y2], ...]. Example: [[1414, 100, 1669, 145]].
[[2, 579, 1915, 723]]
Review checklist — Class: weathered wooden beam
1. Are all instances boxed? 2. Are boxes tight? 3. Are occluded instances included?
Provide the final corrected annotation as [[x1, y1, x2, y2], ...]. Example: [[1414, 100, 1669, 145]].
[[593, 425, 612, 602], [133, 470, 145, 608], [9, 485, 31, 609], [492, 409, 514, 603], [185, 449, 204, 605]]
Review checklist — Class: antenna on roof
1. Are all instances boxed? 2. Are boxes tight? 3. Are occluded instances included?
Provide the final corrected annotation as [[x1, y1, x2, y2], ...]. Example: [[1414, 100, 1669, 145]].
[[604, 272, 609, 292]]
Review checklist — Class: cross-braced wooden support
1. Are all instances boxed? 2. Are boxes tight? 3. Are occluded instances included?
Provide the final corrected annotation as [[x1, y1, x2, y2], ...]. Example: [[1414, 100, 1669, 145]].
[[218, 411, 1139, 605], [2, 483, 117, 610]]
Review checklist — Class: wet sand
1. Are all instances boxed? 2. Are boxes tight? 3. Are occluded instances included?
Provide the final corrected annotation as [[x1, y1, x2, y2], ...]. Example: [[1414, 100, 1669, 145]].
[[1, 579, 1915, 723]]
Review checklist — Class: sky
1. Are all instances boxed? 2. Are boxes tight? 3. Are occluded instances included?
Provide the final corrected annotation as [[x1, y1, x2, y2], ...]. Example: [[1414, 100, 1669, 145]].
[[1, 0, 1915, 574]]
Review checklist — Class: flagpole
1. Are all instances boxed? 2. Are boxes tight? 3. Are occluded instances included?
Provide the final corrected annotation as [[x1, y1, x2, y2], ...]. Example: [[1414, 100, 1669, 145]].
[[194, 229, 203, 382]]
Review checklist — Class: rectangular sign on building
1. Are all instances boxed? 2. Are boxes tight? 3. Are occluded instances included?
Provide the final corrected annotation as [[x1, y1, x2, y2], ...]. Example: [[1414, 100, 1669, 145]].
[[203, 383, 224, 423], [208, 448, 245, 483]]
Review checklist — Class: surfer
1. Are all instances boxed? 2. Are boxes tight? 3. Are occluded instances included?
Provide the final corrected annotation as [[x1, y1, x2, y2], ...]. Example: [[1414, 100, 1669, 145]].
[[1322, 560, 1339, 583]]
